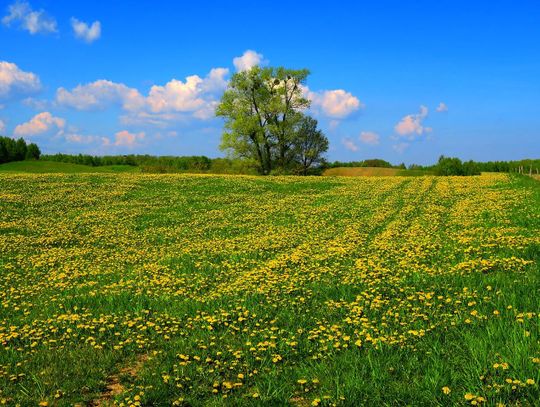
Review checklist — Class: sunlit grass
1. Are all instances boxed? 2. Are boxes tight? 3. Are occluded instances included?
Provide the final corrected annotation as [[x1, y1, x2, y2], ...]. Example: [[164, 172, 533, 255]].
[[0, 173, 538, 406], [0, 160, 139, 173]]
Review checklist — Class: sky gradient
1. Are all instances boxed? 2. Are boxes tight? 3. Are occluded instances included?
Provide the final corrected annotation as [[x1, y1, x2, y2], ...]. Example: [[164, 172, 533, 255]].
[[1, 0, 539, 165]]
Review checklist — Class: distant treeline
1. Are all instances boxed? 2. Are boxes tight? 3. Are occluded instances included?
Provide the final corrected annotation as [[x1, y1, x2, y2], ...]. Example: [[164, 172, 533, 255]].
[[416, 156, 540, 176], [43, 154, 402, 175], [0, 136, 41, 164], [41, 153, 260, 174], [326, 158, 406, 169], [326, 157, 540, 175], [28, 152, 540, 177]]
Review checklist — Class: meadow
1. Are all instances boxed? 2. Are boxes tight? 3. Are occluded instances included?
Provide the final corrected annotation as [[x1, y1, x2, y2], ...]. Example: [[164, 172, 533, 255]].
[[322, 167, 431, 177], [0, 161, 139, 174], [0, 172, 539, 406]]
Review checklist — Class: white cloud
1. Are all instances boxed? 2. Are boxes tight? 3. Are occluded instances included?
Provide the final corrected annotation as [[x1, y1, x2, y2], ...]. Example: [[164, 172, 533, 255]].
[[394, 105, 431, 138], [2, 1, 57, 34], [13, 111, 65, 136], [233, 50, 264, 72], [359, 131, 379, 145], [304, 86, 363, 119], [436, 102, 448, 112], [64, 133, 90, 143], [51, 51, 364, 131], [328, 120, 340, 130], [119, 111, 187, 128], [146, 68, 228, 118], [0, 61, 41, 99], [392, 142, 410, 153], [57, 68, 229, 123], [64, 133, 104, 144], [71, 18, 101, 43], [202, 67, 230, 93], [22, 97, 48, 110], [0, 119, 5, 133], [342, 137, 359, 152], [113, 130, 145, 147], [56, 80, 145, 111]]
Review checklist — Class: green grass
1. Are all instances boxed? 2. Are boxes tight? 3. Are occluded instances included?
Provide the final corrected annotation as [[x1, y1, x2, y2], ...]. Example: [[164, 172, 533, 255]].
[[0, 173, 538, 406], [0, 160, 140, 173], [323, 166, 433, 177]]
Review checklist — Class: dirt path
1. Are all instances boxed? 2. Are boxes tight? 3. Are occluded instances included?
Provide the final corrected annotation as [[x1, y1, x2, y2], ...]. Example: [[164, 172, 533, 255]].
[[91, 354, 148, 406]]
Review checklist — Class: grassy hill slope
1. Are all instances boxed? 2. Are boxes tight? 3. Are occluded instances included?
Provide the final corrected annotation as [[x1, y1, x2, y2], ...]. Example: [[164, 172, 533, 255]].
[[0, 160, 140, 173]]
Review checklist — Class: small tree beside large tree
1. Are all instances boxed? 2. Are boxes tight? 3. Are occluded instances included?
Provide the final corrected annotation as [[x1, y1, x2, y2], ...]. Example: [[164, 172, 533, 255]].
[[293, 116, 329, 175], [216, 66, 328, 175]]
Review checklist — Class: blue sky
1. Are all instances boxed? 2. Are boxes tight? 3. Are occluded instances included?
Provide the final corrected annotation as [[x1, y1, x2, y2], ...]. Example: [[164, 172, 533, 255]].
[[1, 0, 539, 165]]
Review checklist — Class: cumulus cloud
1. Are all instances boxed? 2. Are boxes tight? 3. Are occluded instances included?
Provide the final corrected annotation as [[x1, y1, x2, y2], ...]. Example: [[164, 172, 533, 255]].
[[436, 102, 448, 112], [342, 137, 359, 152], [0, 61, 41, 99], [113, 130, 145, 147], [2, 1, 57, 34], [0, 119, 5, 133], [146, 68, 228, 118], [394, 105, 431, 138], [233, 50, 264, 72], [359, 131, 379, 145], [304, 86, 363, 119], [57, 68, 229, 123], [56, 80, 145, 111], [13, 111, 65, 136], [52, 50, 362, 130], [71, 18, 101, 43]]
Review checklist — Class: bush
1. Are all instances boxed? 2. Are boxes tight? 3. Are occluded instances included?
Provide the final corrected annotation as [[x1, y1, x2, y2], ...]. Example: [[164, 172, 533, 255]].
[[435, 156, 465, 176]]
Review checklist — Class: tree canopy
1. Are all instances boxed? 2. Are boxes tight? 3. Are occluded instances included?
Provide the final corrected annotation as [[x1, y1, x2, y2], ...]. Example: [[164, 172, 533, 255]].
[[0, 136, 40, 164], [216, 66, 328, 175]]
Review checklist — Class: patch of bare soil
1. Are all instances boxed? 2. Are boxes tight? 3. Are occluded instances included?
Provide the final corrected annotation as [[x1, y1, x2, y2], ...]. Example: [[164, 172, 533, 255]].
[[91, 354, 148, 406]]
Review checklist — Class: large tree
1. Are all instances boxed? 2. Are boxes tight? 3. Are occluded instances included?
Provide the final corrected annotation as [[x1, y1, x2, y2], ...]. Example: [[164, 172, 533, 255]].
[[217, 66, 324, 174]]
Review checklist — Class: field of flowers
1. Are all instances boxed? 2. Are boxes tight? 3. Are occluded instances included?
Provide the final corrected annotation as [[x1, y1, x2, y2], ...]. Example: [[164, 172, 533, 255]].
[[0, 173, 539, 406]]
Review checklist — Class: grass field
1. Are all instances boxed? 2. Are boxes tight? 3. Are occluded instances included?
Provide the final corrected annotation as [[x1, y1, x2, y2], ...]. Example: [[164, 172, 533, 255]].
[[322, 167, 431, 177], [0, 173, 539, 406], [0, 161, 139, 173]]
